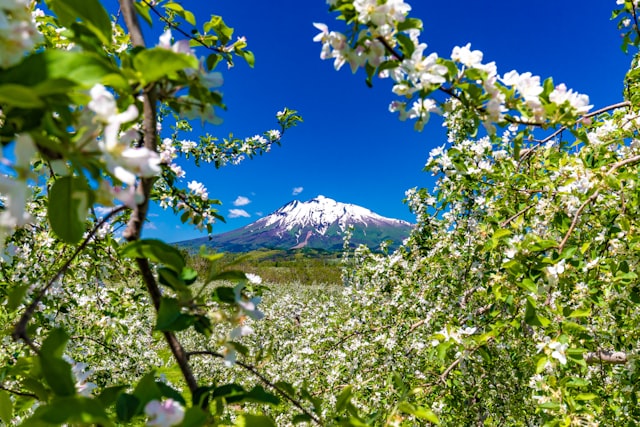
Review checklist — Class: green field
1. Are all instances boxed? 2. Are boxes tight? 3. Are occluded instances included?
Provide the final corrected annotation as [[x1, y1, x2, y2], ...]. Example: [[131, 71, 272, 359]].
[[184, 248, 345, 286]]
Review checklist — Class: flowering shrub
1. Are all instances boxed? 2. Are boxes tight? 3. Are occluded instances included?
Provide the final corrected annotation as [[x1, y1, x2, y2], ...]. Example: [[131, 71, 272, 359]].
[[0, 0, 639, 426]]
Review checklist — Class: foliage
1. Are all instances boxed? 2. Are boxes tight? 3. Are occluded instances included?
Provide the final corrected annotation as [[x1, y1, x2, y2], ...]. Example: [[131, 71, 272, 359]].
[[0, 0, 639, 426], [183, 249, 344, 286]]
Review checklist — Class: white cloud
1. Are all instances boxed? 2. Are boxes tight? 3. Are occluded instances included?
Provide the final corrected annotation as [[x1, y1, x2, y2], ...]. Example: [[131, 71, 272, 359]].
[[228, 209, 250, 218], [233, 196, 251, 206], [93, 206, 113, 217], [292, 186, 304, 196]]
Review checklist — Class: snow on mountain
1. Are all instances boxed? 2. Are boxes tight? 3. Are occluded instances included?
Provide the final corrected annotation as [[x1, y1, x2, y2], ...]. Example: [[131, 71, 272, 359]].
[[259, 195, 411, 236], [177, 195, 413, 252]]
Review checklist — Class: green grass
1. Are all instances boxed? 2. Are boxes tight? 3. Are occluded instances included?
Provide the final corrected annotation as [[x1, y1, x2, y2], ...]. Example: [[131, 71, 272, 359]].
[[183, 248, 345, 286]]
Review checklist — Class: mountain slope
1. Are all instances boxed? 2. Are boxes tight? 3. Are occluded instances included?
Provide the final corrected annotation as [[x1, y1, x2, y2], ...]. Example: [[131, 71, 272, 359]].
[[177, 195, 413, 252]]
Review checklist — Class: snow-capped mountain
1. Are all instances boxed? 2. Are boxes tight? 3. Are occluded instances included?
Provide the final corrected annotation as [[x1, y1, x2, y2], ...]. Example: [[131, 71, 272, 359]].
[[177, 195, 413, 252]]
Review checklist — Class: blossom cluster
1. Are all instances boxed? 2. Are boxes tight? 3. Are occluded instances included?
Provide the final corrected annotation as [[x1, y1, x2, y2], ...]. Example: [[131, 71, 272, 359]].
[[0, 0, 42, 68], [315, 0, 592, 131]]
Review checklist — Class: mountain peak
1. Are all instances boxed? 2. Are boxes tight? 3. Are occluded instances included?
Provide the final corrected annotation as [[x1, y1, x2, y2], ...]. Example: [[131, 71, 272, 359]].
[[177, 196, 413, 252], [267, 195, 408, 236]]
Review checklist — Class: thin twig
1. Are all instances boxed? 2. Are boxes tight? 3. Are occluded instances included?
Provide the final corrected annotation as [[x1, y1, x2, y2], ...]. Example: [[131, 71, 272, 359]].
[[558, 154, 640, 251], [0, 384, 37, 399], [439, 356, 463, 385], [522, 101, 631, 160], [500, 203, 535, 228], [139, 0, 225, 54], [187, 350, 323, 426], [631, 5, 640, 42], [12, 206, 126, 350]]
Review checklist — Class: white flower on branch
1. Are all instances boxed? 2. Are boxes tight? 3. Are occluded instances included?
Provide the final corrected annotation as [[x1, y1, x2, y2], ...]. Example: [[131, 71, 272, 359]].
[[88, 84, 161, 186], [145, 399, 185, 427]]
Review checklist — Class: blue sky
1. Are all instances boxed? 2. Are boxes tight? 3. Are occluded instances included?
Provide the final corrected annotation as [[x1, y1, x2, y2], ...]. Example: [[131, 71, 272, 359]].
[[140, 1, 632, 242]]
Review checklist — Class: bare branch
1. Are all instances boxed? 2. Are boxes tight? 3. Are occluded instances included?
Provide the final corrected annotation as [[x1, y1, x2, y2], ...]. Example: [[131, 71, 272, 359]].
[[188, 350, 323, 425], [585, 350, 628, 365]]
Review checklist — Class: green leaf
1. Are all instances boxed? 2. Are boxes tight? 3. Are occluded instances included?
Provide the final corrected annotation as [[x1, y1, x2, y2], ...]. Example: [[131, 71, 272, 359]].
[[336, 385, 352, 412], [193, 314, 212, 337], [519, 278, 538, 294], [492, 228, 512, 240], [0, 390, 12, 425], [181, 267, 198, 285], [157, 267, 190, 296], [21, 377, 48, 401], [156, 297, 193, 332], [564, 377, 589, 388], [538, 402, 561, 410], [164, 2, 196, 26], [568, 307, 591, 318], [27, 396, 113, 426], [96, 385, 127, 407], [204, 15, 234, 44], [535, 355, 548, 373], [292, 414, 313, 424], [36, 330, 76, 397], [40, 328, 69, 360], [133, 1, 153, 26], [120, 239, 185, 273], [238, 50, 255, 68], [40, 359, 76, 397], [182, 406, 208, 427], [398, 402, 440, 424], [133, 372, 162, 407], [211, 383, 245, 401], [397, 17, 423, 31], [208, 270, 247, 283], [133, 48, 199, 85], [235, 414, 276, 427], [243, 386, 280, 405], [116, 393, 140, 422], [274, 381, 296, 397], [528, 239, 558, 251], [48, 176, 93, 244], [7, 284, 29, 311], [156, 382, 186, 406], [48, 0, 112, 45], [211, 286, 236, 303], [525, 298, 550, 327], [542, 76, 554, 97], [206, 53, 223, 71], [0, 84, 44, 108], [396, 32, 415, 57], [574, 393, 598, 401]]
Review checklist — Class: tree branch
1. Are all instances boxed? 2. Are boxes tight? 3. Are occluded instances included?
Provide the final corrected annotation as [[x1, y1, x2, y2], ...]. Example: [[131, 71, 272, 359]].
[[0, 384, 37, 399], [585, 350, 628, 365], [12, 206, 126, 352], [118, 0, 200, 400], [558, 154, 640, 251], [187, 350, 322, 425], [138, 0, 226, 54], [522, 101, 631, 160], [500, 203, 535, 228]]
